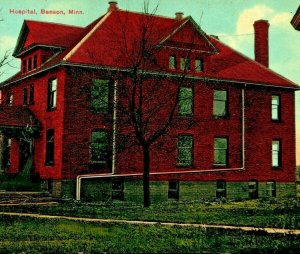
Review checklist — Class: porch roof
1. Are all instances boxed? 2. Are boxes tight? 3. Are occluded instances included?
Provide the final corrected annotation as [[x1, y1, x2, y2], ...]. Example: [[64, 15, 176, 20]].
[[0, 106, 40, 130]]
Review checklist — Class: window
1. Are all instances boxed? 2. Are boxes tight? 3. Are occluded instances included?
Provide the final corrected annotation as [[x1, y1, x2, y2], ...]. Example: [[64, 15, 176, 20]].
[[22, 60, 27, 73], [29, 84, 34, 104], [248, 180, 258, 199], [195, 59, 203, 72], [168, 181, 179, 200], [7, 93, 13, 106], [178, 87, 193, 116], [180, 57, 190, 71], [23, 88, 28, 105], [213, 90, 228, 118], [216, 180, 226, 198], [169, 55, 176, 69], [45, 129, 54, 165], [271, 95, 280, 121], [90, 130, 109, 163], [272, 140, 281, 167], [28, 58, 32, 71], [112, 179, 124, 200], [266, 181, 276, 197], [3, 137, 11, 167], [177, 135, 193, 166], [33, 55, 37, 69], [48, 79, 57, 110], [214, 138, 228, 166], [91, 79, 110, 114]]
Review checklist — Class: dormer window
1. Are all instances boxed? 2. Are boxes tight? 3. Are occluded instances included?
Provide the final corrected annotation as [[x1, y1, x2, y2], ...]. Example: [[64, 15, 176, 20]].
[[7, 93, 13, 106], [180, 57, 190, 71], [195, 59, 203, 72], [169, 55, 176, 69]]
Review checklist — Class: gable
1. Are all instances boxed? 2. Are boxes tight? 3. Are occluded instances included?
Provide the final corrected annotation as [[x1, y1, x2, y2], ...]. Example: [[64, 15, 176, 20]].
[[161, 18, 218, 54], [13, 20, 84, 57]]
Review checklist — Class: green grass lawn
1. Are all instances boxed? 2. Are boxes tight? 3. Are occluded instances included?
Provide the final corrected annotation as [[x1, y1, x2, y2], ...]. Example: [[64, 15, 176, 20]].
[[0, 198, 299, 229], [0, 215, 299, 254]]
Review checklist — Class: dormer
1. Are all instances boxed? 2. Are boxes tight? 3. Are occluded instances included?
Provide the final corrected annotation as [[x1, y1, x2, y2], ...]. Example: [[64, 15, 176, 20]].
[[13, 20, 84, 74]]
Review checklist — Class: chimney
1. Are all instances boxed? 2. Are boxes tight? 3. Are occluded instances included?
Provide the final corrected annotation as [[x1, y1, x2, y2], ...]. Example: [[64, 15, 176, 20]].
[[108, 1, 118, 12], [175, 12, 184, 21], [254, 20, 269, 68]]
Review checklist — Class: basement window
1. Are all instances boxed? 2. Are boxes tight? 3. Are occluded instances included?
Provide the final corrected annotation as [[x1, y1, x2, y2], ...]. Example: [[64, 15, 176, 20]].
[[266, 181, 276, 197], [45, 129, 55, 166], [168, 181, 179, 200], [216, 180, 226, 198], [112, 179, 124, 201], [91, 79, 110, 114], [248, 180, 258, 199], [214, 137, 228, 166], [90, 130, 109, 163], [177, 134, 193, 167], [178, 87, 193, 116]]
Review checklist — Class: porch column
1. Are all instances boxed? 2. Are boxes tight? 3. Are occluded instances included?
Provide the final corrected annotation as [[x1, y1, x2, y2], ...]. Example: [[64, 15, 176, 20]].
[[0, 132, 3, 175]]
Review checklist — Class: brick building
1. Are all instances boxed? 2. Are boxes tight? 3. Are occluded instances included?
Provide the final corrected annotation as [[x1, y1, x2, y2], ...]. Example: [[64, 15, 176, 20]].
[[0, 2, 298, 201]]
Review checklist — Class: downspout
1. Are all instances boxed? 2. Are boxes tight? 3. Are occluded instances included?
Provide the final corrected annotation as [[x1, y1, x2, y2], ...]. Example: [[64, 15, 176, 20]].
[[111, 80, 118, 175], [76, 86, 246, 201]]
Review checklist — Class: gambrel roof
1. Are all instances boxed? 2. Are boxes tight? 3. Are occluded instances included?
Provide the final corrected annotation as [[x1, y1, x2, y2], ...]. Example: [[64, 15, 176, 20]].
[[3, 8, 299, 89]]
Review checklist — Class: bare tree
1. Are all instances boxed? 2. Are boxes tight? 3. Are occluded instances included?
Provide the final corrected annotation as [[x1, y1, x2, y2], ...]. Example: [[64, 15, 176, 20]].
[[105, 7, 197, 207], [66, 4, 207, 207], [0, 11, 12, 78]]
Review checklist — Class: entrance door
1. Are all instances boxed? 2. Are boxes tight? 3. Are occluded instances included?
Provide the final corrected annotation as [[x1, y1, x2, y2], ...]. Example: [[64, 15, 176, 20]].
[[19, 140, 32, 174]]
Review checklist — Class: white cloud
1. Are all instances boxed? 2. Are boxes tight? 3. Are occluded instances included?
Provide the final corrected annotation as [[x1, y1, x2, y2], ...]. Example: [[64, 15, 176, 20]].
[[271, 12, 292, 27], [0, 35, 17, 52], [236, 5, 273, 34]]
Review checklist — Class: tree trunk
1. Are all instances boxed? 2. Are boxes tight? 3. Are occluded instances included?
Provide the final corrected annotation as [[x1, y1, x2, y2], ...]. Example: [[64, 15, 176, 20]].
[[143, 145, 150, 207]]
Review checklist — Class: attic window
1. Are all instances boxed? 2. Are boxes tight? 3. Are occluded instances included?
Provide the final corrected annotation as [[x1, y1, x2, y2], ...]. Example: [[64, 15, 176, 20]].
[[169, 55, 176, 69], [22, 60, 27, 73], [195, 59, 203, 72], [33, 55, 37, 69], [180, 57, 190, 71], [28, 58, 32, 71]]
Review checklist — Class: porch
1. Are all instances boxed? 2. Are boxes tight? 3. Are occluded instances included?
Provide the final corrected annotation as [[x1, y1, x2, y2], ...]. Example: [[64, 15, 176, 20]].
[[0, 106, 40, 191]]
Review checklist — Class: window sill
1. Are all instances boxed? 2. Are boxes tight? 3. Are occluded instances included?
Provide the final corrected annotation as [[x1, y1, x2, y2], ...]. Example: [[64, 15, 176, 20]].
[[271, 119, 282, 123], [213, 164, 228, 168], [272, 166, 282, 170], [213, 115, 230, 120], [177, 114, 193, 118], [176, 163, 194, 168], [47, 107, 57, 112]]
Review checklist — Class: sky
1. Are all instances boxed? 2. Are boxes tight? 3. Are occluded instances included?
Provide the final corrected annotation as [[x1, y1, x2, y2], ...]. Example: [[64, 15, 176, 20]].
[[0, 0, 299, 164]]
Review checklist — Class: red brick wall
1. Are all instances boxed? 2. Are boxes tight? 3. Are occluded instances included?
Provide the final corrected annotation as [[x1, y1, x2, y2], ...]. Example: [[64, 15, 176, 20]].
[[1, 67, 66, 179]]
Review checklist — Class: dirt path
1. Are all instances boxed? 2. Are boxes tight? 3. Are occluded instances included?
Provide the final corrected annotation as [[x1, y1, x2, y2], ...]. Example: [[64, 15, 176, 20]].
[[0, 211, 299, 235]]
